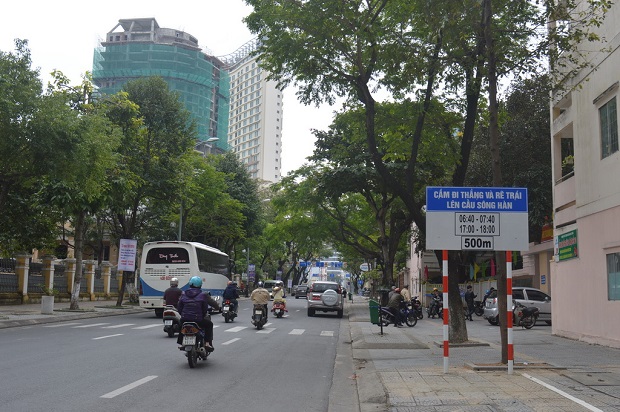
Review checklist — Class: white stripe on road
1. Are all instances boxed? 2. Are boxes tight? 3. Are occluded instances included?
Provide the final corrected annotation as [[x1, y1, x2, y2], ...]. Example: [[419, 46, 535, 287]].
[[43, 323, 82, 327], [102, 324, 135, 329], [132, 324, 161, 330], [320, 331, 334, 337], [73, 323, 110, 328], [100, 376, 158, 399], [289, 329, 305, 335], [221, 338, 240, 345], [522, 373, 604, 412], [93, 334, 123, 340], [257, 328, 275, 334], [224, 326, 247, 332]]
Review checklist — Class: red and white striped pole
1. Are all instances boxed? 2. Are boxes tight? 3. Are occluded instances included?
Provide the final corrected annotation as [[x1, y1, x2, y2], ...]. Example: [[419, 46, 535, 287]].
[[506, 250, 514, 374], [442, 250, 449, 373]]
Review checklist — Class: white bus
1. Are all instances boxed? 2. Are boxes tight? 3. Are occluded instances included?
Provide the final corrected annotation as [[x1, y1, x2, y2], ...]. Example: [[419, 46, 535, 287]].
[[138, 241, 230, 317]]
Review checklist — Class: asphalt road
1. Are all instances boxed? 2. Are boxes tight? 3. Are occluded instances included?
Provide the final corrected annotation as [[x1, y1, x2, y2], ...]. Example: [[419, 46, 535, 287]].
[[0, 297, 343, 412]]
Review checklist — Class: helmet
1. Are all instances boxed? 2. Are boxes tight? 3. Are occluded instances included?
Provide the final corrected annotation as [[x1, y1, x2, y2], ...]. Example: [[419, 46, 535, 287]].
[[257, 281, 264, 287], [189, 276, 202, 288], [170, 277, 178, 287], [275, 280, 283, 286], [433, 288, 438, 292], [394, 288, 400, 293]]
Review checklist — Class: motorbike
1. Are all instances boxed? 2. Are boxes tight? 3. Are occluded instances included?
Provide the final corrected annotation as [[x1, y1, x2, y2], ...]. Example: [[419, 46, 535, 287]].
[[271, 301, 287, 318], [474, 300, 484, 317], [252, 304, 268, 329], [427, 296, 443, 319], [179, 321, 211, 368], [514, 301, 539, 329], [411, 296, 423, 319], [162, 305, 181, 337], [221, 299, 237, 323], [378, 305, 417, 327]]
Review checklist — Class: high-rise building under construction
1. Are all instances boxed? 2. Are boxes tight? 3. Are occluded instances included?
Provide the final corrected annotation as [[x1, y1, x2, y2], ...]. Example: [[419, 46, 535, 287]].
[[92, 18, 230, 151], [92, 18, 284, 183]]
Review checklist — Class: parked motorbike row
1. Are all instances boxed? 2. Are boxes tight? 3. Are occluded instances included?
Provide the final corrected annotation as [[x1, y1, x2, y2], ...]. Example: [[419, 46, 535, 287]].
[[378, 297, 425, 327]]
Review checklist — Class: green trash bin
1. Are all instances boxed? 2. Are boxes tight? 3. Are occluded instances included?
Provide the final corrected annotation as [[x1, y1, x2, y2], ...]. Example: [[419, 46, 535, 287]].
[[369, 299, 380, 324]]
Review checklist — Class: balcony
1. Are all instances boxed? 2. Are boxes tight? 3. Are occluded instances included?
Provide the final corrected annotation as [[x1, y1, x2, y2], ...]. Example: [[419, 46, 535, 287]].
[[554, 173, 576, 226]]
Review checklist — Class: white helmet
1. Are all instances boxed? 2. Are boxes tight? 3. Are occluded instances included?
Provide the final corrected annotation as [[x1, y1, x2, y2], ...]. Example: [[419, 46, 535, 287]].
[[170, 277, 179, 287]]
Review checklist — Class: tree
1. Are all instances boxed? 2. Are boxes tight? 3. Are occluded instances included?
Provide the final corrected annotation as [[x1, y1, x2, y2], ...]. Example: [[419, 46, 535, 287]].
[[0, 40, 68, 253], [102, 76, 197, 305], [42, 71, 122, 309]]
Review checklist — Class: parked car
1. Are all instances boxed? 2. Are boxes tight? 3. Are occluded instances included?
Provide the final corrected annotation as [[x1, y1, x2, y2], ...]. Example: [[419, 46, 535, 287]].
[[295, 284, 308, 299], [483, 286, 551, 326], [307, 281, 344, 318]]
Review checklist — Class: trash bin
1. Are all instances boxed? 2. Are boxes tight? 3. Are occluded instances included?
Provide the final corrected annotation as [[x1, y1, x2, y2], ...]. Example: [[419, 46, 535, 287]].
[[369, 299, 380, 324]]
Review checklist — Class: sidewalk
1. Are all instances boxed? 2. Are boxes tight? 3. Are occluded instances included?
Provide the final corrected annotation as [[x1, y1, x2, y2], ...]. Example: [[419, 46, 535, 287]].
[[346, 295, 620, 412]]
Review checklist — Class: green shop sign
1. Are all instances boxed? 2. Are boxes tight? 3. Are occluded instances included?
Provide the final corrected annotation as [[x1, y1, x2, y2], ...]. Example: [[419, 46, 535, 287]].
[[557, 229, 578, 261]]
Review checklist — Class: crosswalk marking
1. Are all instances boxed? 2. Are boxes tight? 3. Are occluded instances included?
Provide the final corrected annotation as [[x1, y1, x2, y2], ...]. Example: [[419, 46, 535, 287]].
[[221, 338, 240, 345], [289, 329, 305, 335], [73, 323, 110, 328], [132, 324, 160, 330], [224, 326, 247, 332], [320, 331, 334, 337], [102, 323, 135, 329], [257, 328, 275, 334]]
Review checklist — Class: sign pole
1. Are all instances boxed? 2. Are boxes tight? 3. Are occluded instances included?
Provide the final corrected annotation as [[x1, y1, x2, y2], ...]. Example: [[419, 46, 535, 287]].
[[506, 250, 514, 374], [442, 250, 449, 373]]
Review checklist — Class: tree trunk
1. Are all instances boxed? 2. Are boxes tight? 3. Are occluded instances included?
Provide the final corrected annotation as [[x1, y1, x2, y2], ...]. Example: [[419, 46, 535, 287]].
[[448, 252, 469, 343], [69, 211, 86, 310]]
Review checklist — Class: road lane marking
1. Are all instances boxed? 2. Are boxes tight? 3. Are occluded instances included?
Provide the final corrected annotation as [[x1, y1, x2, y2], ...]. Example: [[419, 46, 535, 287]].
[[93, 334, 123, 340], [100, 376, 158, 398], [320, 331, 334, 337], [221, 338, 240, 345], [132, 324, 160, 329], [73, 323, 110, 328], [224, 326, 247, 332], [522, 373, 604, 412], [257, 328, 275, 334], [43, 323, 82, 327], [289, 329, 305, 335], [102, 324, 135, 329]]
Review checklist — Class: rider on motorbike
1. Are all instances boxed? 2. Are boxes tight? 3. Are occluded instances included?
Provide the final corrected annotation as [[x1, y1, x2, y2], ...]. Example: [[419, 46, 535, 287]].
[[222, 281, 240, 313], [250, 281, 270, 319], [177, 276, 220, 352], [387, 287, 405, 327], [429, 288, 442, 318], [163, 277, 182, 309]]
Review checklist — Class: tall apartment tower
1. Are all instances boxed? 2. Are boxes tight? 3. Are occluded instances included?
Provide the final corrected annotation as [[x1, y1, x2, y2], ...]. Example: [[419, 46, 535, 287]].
[[91, 18, 230, 149], [221, 39, 284, 183]]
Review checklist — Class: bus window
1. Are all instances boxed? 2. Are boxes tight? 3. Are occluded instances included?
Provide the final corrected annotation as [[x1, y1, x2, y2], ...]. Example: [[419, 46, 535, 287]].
[[145, 247, 190, 264]]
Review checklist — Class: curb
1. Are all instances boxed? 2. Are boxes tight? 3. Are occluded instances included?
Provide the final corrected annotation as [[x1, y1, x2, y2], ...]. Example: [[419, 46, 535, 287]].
[[0, 307, 149, 329]]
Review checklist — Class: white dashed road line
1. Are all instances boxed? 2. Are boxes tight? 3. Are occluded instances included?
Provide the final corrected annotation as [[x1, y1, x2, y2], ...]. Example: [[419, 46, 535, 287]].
[[132, 324, 161, 330], [43, 323, 83, 328], [224, 326, 247, 332], [72, 323, 110, 328], [221, 338, 240, 345], [102, 324, 135, 329], [320, 331, 334, 337], [100, 376, 158, 399], [257, 328, 275, 334], [93, 334, 123, 340], [289, 329, 305, 335]]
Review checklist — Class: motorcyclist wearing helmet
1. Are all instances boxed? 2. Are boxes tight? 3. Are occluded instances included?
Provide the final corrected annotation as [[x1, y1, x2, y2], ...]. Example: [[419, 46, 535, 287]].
[[222, 280, 240, 313], [273, 280, 286, 300], [177, 276, 220, 352], [163, 277, 182, 309], [250, 281, 270, 319]]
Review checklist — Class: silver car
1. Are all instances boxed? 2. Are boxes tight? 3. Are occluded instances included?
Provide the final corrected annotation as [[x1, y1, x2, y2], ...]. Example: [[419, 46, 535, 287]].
[[307, 281, 344, 318], [483, 286, 551, 326]]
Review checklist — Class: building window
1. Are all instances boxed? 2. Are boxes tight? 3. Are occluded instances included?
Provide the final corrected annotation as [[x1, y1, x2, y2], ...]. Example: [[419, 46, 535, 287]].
[[608, 252, 620, 300], [600, 97, 619, 158]]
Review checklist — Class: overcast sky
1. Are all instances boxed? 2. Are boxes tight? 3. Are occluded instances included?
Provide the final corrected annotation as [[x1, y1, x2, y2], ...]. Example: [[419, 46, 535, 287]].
[[0, 0, 338, 176]]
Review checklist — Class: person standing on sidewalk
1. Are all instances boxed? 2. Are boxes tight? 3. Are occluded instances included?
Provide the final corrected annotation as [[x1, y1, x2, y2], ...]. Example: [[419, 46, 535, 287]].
[[400, 284, 411, 303], [464, 285, 476, 321]]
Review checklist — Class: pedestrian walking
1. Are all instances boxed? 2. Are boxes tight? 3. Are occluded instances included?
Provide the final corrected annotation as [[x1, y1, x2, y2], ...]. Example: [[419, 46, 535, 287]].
[[464, 285, 476, 321]]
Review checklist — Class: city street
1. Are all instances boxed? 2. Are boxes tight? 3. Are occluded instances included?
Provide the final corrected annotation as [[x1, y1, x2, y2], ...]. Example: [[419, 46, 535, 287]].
[[0, 298, 343, 412]]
